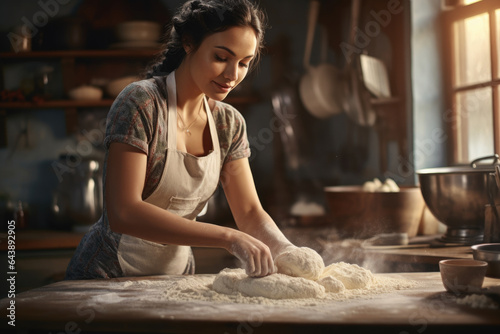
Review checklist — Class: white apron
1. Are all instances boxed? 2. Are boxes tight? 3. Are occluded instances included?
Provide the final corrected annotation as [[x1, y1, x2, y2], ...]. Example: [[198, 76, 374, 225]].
[[117, 71, 221, 276]]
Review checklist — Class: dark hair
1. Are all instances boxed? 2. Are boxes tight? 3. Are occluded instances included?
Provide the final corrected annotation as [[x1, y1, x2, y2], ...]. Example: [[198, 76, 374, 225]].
[[145, 0, 267, 78]]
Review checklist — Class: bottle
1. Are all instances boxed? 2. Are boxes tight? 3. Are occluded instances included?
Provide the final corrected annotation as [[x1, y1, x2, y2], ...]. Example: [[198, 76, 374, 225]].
[[14, 201, 26, 229], [35, 66, 56, 100]]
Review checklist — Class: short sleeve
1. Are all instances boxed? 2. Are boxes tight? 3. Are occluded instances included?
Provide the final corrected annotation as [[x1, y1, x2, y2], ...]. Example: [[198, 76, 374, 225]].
[[226, 110, 251, 162], [213, 102, 251, 166], [104, 82, 157, 154]]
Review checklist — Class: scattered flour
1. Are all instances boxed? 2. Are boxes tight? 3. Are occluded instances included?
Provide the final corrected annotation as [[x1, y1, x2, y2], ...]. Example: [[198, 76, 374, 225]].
[[120, 251, 418, 307], [127, 263, 419, 307], [275, 247, 325, 280], [456, 294, 499, 309]]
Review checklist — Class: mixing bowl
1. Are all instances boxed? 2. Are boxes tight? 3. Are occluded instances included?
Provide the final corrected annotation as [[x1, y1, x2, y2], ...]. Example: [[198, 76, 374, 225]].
[[323, 186, 425, 238], [417, 156, 500, 244], [471, 243, 500, 278]]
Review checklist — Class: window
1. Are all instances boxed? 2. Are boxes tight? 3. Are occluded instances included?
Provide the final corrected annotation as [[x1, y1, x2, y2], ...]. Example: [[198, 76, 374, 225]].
[[442, 0, 500, 163]]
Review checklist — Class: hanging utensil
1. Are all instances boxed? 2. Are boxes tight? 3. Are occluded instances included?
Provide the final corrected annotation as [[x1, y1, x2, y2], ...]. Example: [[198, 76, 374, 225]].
[[272, 84, 301, 170], [343, 0, 376, 127], [299, 0, 343, 119]]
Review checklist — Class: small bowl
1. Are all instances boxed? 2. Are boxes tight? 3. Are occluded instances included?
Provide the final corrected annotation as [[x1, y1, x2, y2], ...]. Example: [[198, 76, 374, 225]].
[[439, 259, 488, 294], [471, 243, 500, 278], [106, 76, 138, 98], [115, 21, 161, 42], [68, 85, 103, 101]]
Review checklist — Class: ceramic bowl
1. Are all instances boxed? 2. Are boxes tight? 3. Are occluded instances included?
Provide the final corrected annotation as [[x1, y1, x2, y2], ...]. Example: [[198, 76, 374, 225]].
[[68, 85, 102, 101], [106, 76, 138, 98], [471, 243, 500, 278], [439, 259, 488, 294], [115, 21, 161, 42]]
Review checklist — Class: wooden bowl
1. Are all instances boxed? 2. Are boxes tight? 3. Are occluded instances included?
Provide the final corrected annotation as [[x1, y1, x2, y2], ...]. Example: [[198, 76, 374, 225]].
[[439, 259, 488, 294], [323, 186, 425, 238]]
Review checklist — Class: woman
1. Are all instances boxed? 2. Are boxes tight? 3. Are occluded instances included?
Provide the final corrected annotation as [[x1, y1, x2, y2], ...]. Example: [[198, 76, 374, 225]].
[[65, 0, 298, 280]]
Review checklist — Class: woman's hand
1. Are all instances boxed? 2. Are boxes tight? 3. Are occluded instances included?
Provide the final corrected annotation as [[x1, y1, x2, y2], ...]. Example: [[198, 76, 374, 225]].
[[226, 230, 276, 277]]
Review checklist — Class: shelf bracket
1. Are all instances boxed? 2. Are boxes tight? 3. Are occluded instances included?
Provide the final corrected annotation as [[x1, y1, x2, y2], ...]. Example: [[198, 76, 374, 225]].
[[64, 107, 78, 134]]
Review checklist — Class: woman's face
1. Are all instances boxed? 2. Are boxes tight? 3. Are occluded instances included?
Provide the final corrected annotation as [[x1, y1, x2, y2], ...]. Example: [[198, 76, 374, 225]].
[[184, 26, 257, 101]]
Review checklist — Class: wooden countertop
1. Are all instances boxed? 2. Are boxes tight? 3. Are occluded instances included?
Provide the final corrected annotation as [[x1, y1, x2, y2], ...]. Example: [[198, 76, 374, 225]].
[[1, 272, 499, 333]]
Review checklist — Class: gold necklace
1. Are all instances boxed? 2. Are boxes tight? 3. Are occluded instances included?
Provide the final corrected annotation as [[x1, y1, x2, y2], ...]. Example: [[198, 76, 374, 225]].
[[177, 101, 203, 136]]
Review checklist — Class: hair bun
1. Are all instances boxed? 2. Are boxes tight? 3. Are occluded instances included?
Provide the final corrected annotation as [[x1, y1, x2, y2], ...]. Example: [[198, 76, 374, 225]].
[[190, 0, 201, 11]]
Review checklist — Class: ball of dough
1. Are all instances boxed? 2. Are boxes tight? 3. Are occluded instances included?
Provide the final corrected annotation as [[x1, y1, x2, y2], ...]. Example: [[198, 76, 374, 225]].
[[238, 273, 325, 299], [275, 247, 325, 281], [212, 268, 244, 295], [384, 178, 400, 192], [321, 262, 374, 289], [372, 178, 383, 189], [317, 275, 346, 293], [362, 181, 376, 192], [212, 268, 326, 299], [380, 184, 392, 192]]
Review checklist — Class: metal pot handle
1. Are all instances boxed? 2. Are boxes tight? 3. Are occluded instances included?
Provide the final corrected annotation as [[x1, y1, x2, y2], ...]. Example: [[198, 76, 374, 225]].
[[470, 154, 500, 168], [495, 164, 500, 190]]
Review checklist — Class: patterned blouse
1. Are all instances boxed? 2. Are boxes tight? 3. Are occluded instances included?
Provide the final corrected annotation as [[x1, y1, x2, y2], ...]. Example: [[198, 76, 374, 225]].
[[103, 76, 251, 199]]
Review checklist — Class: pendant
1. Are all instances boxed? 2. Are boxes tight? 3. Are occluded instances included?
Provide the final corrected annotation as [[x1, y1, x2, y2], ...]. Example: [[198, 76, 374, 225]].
[[186, 129, 192, 136]]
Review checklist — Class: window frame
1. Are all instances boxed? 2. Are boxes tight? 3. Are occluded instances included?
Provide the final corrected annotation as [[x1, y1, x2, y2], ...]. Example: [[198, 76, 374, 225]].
[[441, 0, 500, 163]]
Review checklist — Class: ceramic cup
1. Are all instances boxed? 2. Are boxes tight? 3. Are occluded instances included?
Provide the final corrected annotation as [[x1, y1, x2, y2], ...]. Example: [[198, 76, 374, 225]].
[[439, 259, 488, 294]]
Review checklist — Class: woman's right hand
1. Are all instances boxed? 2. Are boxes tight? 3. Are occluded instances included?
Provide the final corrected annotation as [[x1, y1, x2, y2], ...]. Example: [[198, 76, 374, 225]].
[[226, 230, 276, 277]]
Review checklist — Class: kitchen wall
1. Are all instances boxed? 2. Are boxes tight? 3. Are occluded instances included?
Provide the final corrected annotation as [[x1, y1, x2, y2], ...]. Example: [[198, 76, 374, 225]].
[[411, 0, 446, 171], [0, 0, 444, 229]]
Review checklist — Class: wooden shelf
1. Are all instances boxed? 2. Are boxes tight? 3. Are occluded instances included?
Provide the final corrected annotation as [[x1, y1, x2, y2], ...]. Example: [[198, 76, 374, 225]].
[[0, 49, 262, 147], [0, 96, 260, 111], [0, 230, 84, 251], [0, 49, 161, 59], [0, 99, 114, 109]]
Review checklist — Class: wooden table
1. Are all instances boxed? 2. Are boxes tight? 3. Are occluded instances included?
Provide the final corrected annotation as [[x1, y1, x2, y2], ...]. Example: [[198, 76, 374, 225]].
[[1, 272, 499, 334]]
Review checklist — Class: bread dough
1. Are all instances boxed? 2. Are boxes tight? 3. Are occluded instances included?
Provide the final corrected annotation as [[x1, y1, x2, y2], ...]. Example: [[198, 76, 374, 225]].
[[317, 275, 346, 293], [212, 268, 325, 299], [213, 261, 377, 300], [320, 262, 374, 289], [274, 247, 324, 280]]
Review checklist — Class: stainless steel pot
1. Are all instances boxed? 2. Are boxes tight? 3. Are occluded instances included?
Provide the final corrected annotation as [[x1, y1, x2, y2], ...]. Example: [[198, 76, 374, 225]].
[[52, 154, 103, 231], [417, 155, 500, 244]]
